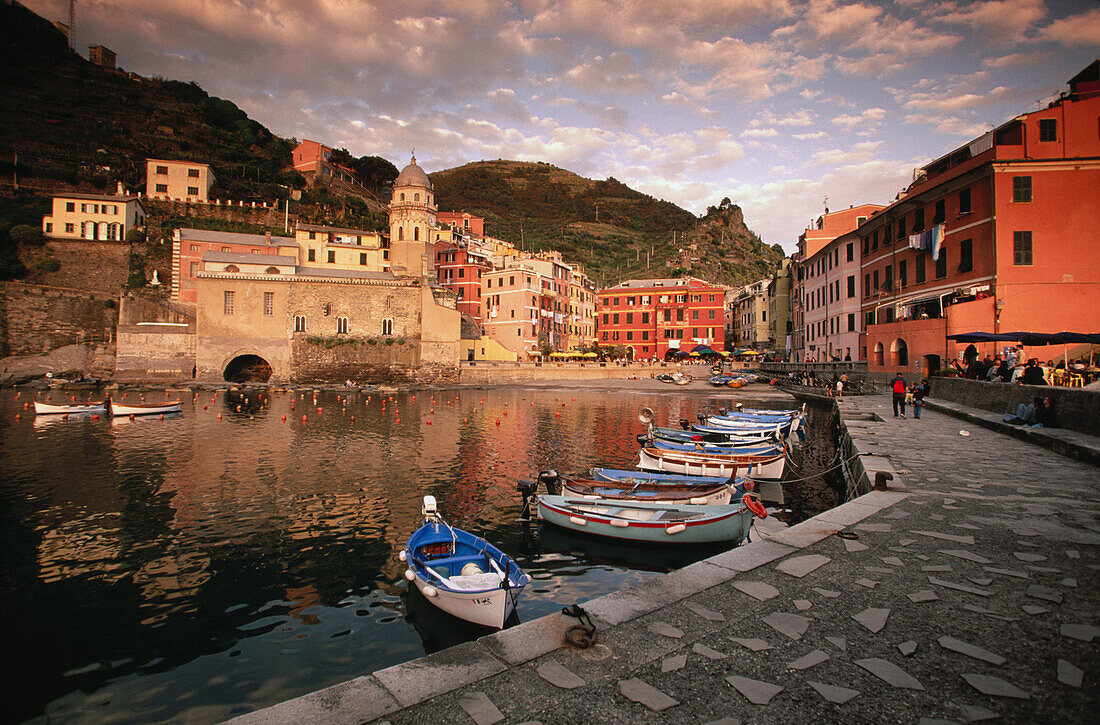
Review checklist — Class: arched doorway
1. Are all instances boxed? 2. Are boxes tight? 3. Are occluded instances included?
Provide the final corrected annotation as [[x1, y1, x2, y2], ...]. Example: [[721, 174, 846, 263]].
[[224, 354, 273, 383], [924, 354, 941, 374], [873, 342, 885, 367], [891, 338, 908, 368]]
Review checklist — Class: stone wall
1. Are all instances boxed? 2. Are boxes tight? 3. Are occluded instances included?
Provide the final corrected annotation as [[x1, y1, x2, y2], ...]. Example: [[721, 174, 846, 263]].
[[143, 199, 283, 239], [459, 362, 662, 385], [115, 325, 196, 381], [927, 376, 1100, 437], [0, 281, 118, 357]]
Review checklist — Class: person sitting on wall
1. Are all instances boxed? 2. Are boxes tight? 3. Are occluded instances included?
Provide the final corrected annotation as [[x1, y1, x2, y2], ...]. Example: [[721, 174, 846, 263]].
[[1030, 397, 1059, 429], [1020, 359, 1047, 386], [1004, 397, 1042, 425]]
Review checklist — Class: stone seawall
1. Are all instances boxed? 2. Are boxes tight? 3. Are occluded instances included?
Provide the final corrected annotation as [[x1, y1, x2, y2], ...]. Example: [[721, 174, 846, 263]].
[[459, 362, 662, 385], [0, 282, 118, 357], [115, 325, 196, 381], [928, 376, 1100, 436]]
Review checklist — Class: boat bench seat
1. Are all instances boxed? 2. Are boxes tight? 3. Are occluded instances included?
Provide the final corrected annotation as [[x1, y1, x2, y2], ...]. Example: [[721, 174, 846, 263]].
[[446, 572, 502, 591], [420, 553, 487, 574]]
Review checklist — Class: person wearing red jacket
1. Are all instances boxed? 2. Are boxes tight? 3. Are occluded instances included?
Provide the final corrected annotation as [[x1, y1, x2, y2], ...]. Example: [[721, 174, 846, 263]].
[[892, 373, 907, 418]]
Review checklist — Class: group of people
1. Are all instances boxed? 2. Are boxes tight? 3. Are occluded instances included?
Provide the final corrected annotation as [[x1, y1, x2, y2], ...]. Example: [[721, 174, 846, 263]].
[[891, 374, 929, 419], [955, 343, 1085, 386]]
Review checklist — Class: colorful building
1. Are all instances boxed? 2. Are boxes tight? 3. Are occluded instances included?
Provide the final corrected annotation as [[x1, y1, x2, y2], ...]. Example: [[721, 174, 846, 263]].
[[42, 192, 147, 241], [860, 61, 1100, 376], [145, 159, 216, 202], [596, 277, 726, 359], [482, 263, 542, 357], [172, 228, 297, 306], [732, 278, 770, 350], [793, 204, 884, 362], [295, 223, 389, 273], [291, 139, 358, 186], [435, 238, 490, 323], [436, 211, 485, 238]]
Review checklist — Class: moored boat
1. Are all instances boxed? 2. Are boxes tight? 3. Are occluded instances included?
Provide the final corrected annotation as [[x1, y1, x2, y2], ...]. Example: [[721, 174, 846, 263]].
[[593, 466, 786, 506], [109, 400, 183, 416], [553, 473, 741, 506], [33, 401, 106, 415], [401, 496, 528, 629], [646, 426, 783, 447], [536, 494, 764, 544], [638, 444, 787, 480]]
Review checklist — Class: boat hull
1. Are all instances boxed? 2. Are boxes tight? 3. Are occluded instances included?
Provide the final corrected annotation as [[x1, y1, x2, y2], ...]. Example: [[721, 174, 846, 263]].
[[638, 447, 786, 480], [537, 495, 753, 545], [561, 478, 737, 505], [33, 401, 106, 415], [408, 576, 513, 630], [592, 467, 784, 506], [111, 401, 182, 416]]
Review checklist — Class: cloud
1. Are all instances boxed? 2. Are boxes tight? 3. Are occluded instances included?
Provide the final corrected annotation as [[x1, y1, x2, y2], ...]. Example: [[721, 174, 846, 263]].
[[810, 141, 883, 167], [832, 108, 887, 131], [741, 128, 780, 138], [934, 0, 1048, 42], [1035, 7, 1100, 46], [904, 114, 992, 137], [792, 131, 828, 140]]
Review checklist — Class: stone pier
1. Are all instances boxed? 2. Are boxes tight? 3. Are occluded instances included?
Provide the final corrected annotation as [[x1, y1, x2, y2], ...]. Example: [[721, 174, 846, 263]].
[[227, 393, 1098, 724]]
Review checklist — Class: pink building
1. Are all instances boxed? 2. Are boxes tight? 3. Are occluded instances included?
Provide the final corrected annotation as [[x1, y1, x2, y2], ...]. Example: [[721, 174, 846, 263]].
[[482, 264, 542, 356], [172, 228, 297, 306], [292, 140, 357, 185], [436, 211, 485, 238]]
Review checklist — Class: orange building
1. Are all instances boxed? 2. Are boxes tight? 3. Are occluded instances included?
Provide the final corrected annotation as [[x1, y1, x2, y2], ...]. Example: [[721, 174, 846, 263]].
[[597, 277, 726, 359], [861, 61, 1100, 376], [435, 239, 490, 323], [172, 228, 297, 305], [291, 140, 357, 185], [436, 211, 485, 238]]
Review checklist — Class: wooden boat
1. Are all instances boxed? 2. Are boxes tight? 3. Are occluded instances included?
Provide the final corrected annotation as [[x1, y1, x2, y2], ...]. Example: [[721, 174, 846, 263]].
[[648, 427, 782, 447], [593, 467, 786, 506], [557, 475, 741, 506], [649, 438, 782, 457], [401, 496, 528, 629], [110, 400, 183, 416], [536, 494, 762, 544], [34, 401, 106, 415], [638, 445, 787, 480], [656, 372, 691, 385]]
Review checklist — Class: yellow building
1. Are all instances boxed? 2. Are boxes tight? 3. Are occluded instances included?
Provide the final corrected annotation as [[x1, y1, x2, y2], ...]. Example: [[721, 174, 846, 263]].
[[146, 159, 216, 202], [42, 193, 147, 241], [295, 223, 389, 273]]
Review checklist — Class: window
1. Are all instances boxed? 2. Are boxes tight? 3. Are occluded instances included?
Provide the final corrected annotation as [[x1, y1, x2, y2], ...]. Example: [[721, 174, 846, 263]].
[[224, 264, 239, 273], [66, 202, 75, 212], [692, 310, 699, 320], [265, 267, 279, 274], [189, 261, 199, 277], [626, 312, 633, 324], [263, 291, 274, 316], [1039, 118, 1057, 142], [864, 274, 870, 297], [884, 265, 892, 292], [676, 309, 684, 322], [602, 313, 609, 325], [897, 218, 906, 240], [337, 316, 348, 334], [155, 183, 168, 193], [155, 165, 168, 175], [935, 249, 948, 279], [382, 318, 394, 335], [959, 239, 973, 272], [223, 291, 235, 315], [360, 253, 367, 265], [933, 199, 945, 224], [913, 208, 924, 232], [1013, 176, 1032, 203], [664, 309, 671, 322], [1013, 231, 1033, 265], [847, 275, 855, 298], [189, 244, 199, 252], [867, 311, 876, 328], [294, 315, 306, 332], [899, 260, 907, 288], [846, 242, 854, 262], [188, 168, 200, 178], [871, 231, 878, 251], [626, 331, 633, 341], [848, 313, 855, 332], [187, 186, 199, 196], [873, 269, 879, 291], [959, 188, 971, 214], [885, 308, 895, 323], [414, 227, 419, 241], [915, 254, 926, 284], [327, 250, 335, 263], [65, 223, 75, 233], [613, 313, 619, 324], [307, 249, 316, 262]]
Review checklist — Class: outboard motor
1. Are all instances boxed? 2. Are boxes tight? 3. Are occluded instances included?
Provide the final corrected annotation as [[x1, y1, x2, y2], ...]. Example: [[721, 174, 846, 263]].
[[679, 418, 692, 431], [697, 413, 708, 425], [517, 477, 542, 520], [537, 469, 562, 496], [636, 432, 650, 446], [717, 407, 728, 416]]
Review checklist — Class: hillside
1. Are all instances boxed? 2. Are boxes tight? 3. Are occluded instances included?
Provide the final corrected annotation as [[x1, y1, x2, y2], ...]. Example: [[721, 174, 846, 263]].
[[431, 161, 783, 287]]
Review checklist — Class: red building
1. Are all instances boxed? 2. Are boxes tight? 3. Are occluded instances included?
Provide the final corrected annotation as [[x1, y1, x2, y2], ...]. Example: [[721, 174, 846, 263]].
[[291, 140, 357, 185], [436, 211, 485, 238], [434, 239, 490, 323], [596, 277, 727, 359], [861, 61, 1100, 376], [172, 228, 297, 306]]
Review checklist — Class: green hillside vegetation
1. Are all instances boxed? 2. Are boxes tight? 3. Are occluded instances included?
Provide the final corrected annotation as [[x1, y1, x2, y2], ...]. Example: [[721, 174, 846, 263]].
[[431, 161, 783, 287]]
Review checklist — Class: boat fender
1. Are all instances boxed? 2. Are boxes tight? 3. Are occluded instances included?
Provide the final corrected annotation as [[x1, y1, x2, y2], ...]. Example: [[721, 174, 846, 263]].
[[422, 585, 437, 597], [666, 523, 687, 535], [569, 516, 587, 526], [689, 497, 707, 505], [610, 519, 629, 528], [743, 493, 768, 519], [582, 494, 599, 500], [404, 569, 416, 581], [399, 550, 407, 562]]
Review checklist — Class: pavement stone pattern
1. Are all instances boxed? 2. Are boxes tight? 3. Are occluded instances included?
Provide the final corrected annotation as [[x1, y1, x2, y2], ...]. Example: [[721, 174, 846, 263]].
[[232, 395, 1099, 725]]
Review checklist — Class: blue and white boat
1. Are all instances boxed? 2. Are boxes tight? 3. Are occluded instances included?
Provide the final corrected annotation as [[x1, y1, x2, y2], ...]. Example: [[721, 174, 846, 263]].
[[591, 468, 734, 486], [401, 496, 528, 629], [536, 494, 763, 544], [649, 438, 783, 457], [648, 426, 783, 448]]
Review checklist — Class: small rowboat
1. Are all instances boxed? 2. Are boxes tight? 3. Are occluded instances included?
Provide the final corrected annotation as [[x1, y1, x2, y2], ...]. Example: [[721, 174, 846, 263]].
[[558, 475, 740, 505], [638, 445, 787, 480], [33, 401, 106, 415], [647, 427, 782, 447], [592, 467, 785, 506], [110, 400, 182, 416], [536, 494, 763, 544], [401, 496, 528, 629], [649, 438, 783, 457]]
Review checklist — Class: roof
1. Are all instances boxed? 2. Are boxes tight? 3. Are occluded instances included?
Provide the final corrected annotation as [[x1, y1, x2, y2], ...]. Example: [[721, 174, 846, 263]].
[[55, 193, 142, 204], [146, 158, 212, 169], [297, 222, 380, 236], [202, 251, 295, 265], [178, 228, 296, 247], [395, 156, 432, 189], [292, 266, 397, 280]]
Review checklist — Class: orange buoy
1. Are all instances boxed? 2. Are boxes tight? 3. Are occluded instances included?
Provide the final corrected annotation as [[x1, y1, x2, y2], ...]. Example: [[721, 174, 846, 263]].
[[503, 411, 507, 416], [430, 408, 435, 414], [159, 414, 164, 420], [281, 415, 287, 422], [236, 405, 242, 412], [302, 415, 308, 422], [216, 414, 221, 420], [555, 412, 561, 417], [426, 420, 432, 425], [92, 414, 99, 420], [203, 405, 208, 410], [495, 419, 501, 426], [13, 413, 19, 420], [317, 407, 323, 414], [62, 414, 68, 420], [349, 415, 354, 421], [395, 418, 400, 423]]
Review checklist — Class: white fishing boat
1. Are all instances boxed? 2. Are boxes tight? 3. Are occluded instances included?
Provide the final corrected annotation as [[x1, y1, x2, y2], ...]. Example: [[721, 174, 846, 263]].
[[33, 401, 106, 415], [638, 445, 787, 480], [109, 400, 182, 416]]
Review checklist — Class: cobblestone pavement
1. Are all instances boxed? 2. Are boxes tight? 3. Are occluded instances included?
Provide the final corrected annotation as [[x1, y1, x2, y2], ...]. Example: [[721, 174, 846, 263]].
[[232, 394, 1098, 725]]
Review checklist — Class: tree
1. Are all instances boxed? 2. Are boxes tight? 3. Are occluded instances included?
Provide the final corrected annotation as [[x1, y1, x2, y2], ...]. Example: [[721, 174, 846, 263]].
[[9, 224, 44, 246], [350, 156, 398, 189], [274, 169, 306, 189], [328, 148, 354, 166]]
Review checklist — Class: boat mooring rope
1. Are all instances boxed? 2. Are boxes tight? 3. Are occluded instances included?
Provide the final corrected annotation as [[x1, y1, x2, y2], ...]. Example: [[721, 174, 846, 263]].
[[561, 603, 598, 649]]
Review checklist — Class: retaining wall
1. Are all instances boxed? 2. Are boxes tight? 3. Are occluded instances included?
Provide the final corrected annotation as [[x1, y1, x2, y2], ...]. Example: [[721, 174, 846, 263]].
[[927, 376, 1100, 437]]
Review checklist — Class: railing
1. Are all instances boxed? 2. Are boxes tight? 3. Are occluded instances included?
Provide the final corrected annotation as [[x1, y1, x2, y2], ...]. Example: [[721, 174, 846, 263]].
[[760, 361, 868, 380]]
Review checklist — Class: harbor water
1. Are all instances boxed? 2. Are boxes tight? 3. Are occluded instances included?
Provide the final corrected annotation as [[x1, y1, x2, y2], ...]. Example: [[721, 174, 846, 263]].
[[0, 386, 837, 723]]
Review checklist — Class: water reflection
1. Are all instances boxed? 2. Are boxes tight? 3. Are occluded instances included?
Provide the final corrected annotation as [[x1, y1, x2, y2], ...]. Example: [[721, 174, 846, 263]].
[[0, 386, 804, 723]]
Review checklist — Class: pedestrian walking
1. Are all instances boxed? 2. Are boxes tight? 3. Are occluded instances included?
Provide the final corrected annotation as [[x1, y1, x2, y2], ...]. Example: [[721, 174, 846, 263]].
[[892, 372, 907, 417], [912, 379, 927, 419]]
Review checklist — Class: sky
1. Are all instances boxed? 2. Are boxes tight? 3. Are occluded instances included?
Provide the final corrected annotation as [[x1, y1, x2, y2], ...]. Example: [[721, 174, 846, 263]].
[[25, 0, 1100, 251]]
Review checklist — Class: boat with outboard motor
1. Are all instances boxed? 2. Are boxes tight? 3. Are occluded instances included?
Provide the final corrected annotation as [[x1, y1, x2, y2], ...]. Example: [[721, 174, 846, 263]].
[[401, 496, 528, 629], [536, 469, 743, 506], [637, 444, 787, 480]]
